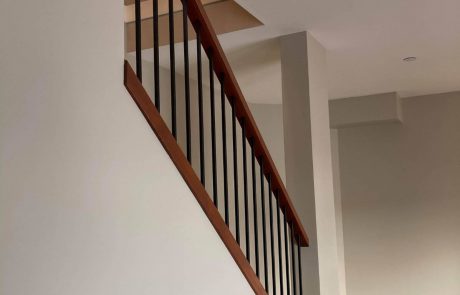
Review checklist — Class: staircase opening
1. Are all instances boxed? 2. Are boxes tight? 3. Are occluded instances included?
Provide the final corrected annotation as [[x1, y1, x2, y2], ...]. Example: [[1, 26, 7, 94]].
[[124, 0, 262, 52]]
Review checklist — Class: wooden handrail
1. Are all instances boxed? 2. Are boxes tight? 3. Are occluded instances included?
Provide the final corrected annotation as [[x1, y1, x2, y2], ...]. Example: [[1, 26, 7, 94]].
[[185, 0, 309, 246]]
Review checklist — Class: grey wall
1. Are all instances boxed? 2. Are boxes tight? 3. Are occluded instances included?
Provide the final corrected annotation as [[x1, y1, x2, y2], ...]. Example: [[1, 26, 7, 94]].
[[337, 92, 460, 295]]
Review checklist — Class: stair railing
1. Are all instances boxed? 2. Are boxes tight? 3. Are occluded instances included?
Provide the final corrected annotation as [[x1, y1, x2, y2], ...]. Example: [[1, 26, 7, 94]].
[[124, 1, 309, 294]]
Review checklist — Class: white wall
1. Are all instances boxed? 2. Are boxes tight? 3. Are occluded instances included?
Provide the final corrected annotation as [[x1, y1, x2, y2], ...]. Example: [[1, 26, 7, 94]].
[[305, 32, 343, 295], [329, 92, 402, 128], [330, 129, 347, 295], [249, 103, 286, 182], [280, 31, 343, 295], [0, 1, 254, 294], [337, 92, 460, 295]]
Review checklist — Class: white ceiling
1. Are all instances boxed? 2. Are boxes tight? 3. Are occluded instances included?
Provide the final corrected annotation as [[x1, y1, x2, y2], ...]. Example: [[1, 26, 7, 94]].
[[235, 0, 460, 100], [139, 0, 460, 102]]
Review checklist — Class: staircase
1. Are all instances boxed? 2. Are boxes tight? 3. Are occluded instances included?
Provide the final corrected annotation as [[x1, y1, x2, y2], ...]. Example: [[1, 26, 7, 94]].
[[124, 1, 309, 294]]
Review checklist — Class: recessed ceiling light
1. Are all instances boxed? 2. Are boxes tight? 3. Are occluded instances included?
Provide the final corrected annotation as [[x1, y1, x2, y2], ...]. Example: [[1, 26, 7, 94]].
[[403, 56, 417, 62]]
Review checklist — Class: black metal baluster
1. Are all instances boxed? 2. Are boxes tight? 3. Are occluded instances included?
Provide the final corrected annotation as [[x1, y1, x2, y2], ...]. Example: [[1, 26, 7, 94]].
[[153, 0, 160, 109], [268, 175, 277, 295], [197, 30, 204, 184], [135, 0, 142, 81], [276, 191, 284, 295], [209, 58, 218, 206], [232, 99, 240, 244], [297, 234, 303, 295], [291, 222, 297, 295], [251, 138, 260, 277], [284, 207, 291, 295], [221, 79, 229, 225], [183, 0, 191, 162], [242, 120, 250, 260], [261, 159, 269, 292], [168, 0, 176, 138]]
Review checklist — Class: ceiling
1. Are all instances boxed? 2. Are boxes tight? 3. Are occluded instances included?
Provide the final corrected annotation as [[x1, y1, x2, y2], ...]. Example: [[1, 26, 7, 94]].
[[235, 0, 460, 101], [137, 0, 460, 102]]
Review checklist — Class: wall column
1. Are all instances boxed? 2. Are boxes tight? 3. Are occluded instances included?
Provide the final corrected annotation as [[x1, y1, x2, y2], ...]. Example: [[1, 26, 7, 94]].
[[280, 31, 345, 295]]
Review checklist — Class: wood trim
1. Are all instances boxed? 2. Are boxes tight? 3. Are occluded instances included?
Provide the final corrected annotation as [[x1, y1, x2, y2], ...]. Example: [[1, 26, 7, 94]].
[[185, 0, 309, 246], [124, 0, 262, 51], [124, 0, 148, 6], [124, 0, 223, 23], [124, 61, 267, 295]]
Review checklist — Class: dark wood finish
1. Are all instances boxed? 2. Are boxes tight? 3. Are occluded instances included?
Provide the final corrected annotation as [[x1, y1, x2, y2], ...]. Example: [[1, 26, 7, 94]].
[[185, 0, 309, 246], [124, 61, 267, 295]]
